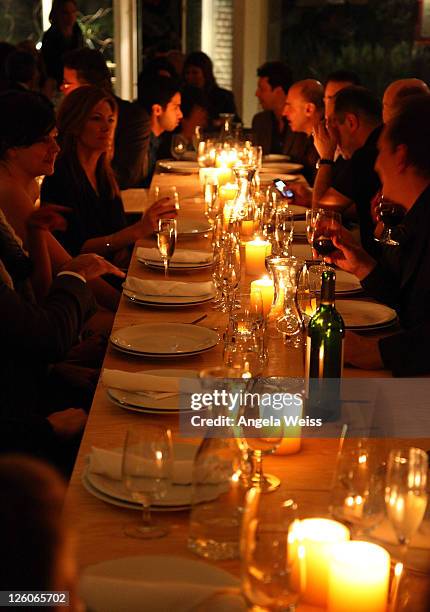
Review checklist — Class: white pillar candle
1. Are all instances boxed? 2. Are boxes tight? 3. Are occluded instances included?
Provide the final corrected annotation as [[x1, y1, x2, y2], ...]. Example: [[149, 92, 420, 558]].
[[289, 518, 350, 607], [327, 541, 390, 612], [251, 276, 275, 316], [245, 238, 270, 276], [219, 182, 239, 203]]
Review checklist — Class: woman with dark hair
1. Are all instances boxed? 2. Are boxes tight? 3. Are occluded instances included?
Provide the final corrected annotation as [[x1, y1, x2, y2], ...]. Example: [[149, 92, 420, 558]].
[[41, 86, 176, 268], [183, 51, 240, 127], [41, 0, 84, 87]]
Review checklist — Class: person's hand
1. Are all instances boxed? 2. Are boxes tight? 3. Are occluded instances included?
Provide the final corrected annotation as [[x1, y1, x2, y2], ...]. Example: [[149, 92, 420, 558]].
[[61, 254, 126, 281], [313, 119, 337, 160], [27, 204, 69, 232], [344, 331, 384, 370], [323, 226, 376, 280], [287, 182, 313, 207], [142, 196, 178, 234], [47, 408, 87, 438]]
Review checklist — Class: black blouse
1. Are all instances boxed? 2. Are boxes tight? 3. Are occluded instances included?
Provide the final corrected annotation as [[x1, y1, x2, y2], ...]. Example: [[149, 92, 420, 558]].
[[41, 154, 127, 257]]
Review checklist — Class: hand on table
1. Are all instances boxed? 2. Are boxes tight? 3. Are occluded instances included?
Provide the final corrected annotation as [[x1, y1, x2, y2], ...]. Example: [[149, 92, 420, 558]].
[[61, 254, 126, 281], [141, 197, 178, 234], [47, 407, 87, 438], [344, 331, 384, 370]]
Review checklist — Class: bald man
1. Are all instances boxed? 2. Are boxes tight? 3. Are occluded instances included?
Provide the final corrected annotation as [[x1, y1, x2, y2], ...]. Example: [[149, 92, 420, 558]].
[[383, 78, 429, 123], [283, 79, 324, 184]]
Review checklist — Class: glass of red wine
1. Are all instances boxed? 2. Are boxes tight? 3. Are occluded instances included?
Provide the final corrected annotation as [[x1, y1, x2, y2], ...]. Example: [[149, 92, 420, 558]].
[[376, 196, 405, 246], [312, 210, 342, 259]]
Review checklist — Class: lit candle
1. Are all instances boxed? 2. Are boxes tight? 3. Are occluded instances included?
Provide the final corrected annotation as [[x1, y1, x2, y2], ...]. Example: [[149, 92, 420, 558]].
[[199, 167, 219, 187], [245, 238, 270, 276], [289, 518, 350, 607], [327, 541, 390, 612], [251, 276, 274, 316], [217, 166, 233, 186], [240, 220, 255, 237], [219, 182, 238, 203]]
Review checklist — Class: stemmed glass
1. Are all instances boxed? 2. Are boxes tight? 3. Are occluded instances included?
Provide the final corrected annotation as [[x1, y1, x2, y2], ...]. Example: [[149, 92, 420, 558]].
[[170, 134, 188, 160], [241, 489, 302, 611], [275, 208, 295, 256], [237, 378, 285, 492], [330, 444, 385, 538], [312, 209, 342, 258], [203, 176, 220, 226], [376, 195, 406, 246], [385, 447, 428, 563], [305, 208, 324, 254], [122, 426, 173, 539], [157, 218, 177, 277]]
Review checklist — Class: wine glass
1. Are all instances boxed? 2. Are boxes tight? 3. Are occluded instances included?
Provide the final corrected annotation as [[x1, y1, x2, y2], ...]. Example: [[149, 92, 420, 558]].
[[237, 378, 286, 492], [275, 208, 295, 256], [241, 488, 302, 611], [122, 426, 173, 539], [170, 134, 188, 160], [376, 195, 406, 246], [203, 176, 220, 226], [305, 208, 324, 252], [312, 209, 342, 258], [330, 444, 385, 538], [157, 218, 177, 277], [385, 447, 428, 562]]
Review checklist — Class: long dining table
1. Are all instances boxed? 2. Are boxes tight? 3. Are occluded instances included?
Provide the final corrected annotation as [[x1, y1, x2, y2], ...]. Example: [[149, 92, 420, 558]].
[[64, 169, 430, 611]]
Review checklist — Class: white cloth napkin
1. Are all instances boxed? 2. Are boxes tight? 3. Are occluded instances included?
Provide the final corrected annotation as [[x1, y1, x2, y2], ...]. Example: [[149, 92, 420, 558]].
[[102, 369, 179, 400], [88, 447, 229, 486], [137, 247, 213, 264], [124, 276, 214, 297], [79, 570, 244, 612]]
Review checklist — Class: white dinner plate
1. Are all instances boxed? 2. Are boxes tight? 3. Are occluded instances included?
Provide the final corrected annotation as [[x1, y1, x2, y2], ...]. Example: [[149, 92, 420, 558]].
[[106, 368, 198, 413], [123, 288, 215, 307], [336, 300, 397, 330], [263, 154, 291, 163], [158, 160, 199, 174], [333, 270, 362, 294], [177, 218, 212, 235], [261, 162, 303, 174], [82, 473, 190, 512], [139, 257, 214, 270], [85, 443, 228, 507], [110, 323, 219, 356], [79, 555, 240, 612], [368, 518, 430, 573], [259, 172, 299, 184]]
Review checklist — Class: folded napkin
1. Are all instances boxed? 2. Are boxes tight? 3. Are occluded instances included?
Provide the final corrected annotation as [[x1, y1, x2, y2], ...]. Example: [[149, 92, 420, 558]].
[[79, 560, 243, 612], [102, 369, 179, 398], [124, 276, 214, 297], [137, 247, 212, 264], [88, 447, 229, 486]]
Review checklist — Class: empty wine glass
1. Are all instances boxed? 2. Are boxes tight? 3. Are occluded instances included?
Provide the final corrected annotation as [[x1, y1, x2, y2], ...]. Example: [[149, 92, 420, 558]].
[[170, 134, 188, 160], [241, 489, 302, 611], [122, 426, 173, 539], [238, 378, 286, 492], [157, 217, 177, 277], [275, 208, 295, 256], [376, 195, 406, 246], [385, 447, 428, 562], [312, 209, 342, 258], [330, 444, 385, 537]]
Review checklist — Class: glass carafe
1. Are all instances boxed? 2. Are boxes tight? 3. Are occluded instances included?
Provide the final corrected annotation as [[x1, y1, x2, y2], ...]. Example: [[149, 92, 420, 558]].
[[268, 257, 305, 342], [219, 113, 235, 141], [231, 165, 257, 232]]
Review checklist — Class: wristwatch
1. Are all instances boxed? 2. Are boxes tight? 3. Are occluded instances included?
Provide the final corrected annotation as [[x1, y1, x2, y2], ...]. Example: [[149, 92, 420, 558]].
[[316, 158, 335, 169]]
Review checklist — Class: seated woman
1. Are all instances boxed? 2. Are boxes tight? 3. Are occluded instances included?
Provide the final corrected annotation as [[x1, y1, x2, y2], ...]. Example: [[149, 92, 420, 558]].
[[41, 85, 177, 269], [183, 51, 240, 129]]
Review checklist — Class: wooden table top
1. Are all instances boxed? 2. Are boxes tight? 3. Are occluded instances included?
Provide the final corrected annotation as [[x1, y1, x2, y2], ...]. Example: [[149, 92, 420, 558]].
[[64, 171, 430, 610]]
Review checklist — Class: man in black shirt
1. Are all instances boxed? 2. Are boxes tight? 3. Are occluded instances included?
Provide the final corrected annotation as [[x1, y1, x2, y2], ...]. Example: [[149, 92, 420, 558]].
[[325, 95, 430, 376], [312, 86, 382, 257]]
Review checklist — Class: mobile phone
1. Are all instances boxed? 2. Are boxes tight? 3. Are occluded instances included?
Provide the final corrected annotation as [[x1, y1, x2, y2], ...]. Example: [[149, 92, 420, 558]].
[[273, 178, 294, 199]]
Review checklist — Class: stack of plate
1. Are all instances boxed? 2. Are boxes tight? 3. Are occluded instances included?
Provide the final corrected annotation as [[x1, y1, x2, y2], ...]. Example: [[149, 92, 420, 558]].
[[82, 443, 227, 512], [106, 368, 197, 415], [260, 162, 303, 175], [110, 323, 219, 358], [336, 300, 397, 331], [123, 281, 215, 308], [137, 249, 214, 271], [177, 218, 212, 235]]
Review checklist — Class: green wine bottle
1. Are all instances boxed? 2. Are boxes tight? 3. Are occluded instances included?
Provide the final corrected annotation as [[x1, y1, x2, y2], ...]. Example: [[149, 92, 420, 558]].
[[305, 269, 345, 421]]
